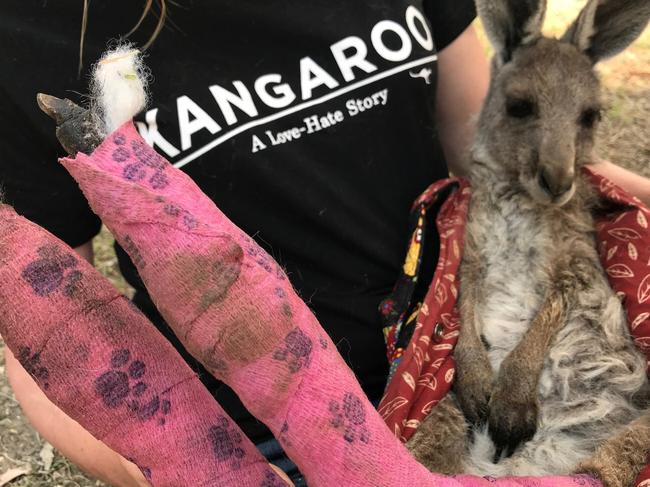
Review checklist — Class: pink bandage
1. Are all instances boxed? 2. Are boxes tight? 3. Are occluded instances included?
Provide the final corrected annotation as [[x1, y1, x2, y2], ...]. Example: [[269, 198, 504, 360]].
[[59, 121, 601, 487], [0, 204, 285, 487]]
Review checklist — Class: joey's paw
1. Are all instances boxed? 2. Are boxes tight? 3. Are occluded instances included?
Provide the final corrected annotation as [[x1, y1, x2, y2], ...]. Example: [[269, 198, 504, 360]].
[[37, 93, 103, 155], [488, 387, 538, 460], [454, 368, 493, 426]]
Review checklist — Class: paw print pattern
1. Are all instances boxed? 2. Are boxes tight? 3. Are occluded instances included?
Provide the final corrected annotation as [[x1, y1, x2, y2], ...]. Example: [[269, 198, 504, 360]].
[[273, 328, 312, 373], [110, 135, 169, 189], [17, 346, 50, 390], [94, 349, 171, 425], [162, 203, 198, 230], [260, 470, 287, 487], [244, 239, 287, 280], [329, 392, 371, 444], [21, 245, 82, 298], [209, 416, 246, 469]]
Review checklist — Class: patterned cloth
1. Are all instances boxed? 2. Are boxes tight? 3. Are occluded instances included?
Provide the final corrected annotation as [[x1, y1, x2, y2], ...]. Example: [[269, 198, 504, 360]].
[[379, 168, 650, 486]]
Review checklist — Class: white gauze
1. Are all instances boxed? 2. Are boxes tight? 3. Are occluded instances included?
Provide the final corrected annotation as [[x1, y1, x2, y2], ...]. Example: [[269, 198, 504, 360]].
[[91, 45, 149, 135]]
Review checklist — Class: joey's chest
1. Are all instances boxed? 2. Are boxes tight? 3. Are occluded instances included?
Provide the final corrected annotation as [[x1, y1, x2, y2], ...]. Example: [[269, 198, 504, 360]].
[[463, 196, 557, 366]]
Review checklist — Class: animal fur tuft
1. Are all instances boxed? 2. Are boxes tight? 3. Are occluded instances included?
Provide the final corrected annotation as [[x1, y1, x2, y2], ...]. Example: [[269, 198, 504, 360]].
[[90, 44, 150, 136]]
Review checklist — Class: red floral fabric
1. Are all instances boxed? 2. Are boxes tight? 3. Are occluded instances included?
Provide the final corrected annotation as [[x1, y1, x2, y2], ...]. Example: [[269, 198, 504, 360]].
[[379, 168, 650, 485]]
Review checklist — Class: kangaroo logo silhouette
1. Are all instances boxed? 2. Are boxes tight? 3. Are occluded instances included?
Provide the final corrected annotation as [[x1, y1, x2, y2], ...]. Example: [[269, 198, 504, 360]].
[[409, 68, 432, 85]]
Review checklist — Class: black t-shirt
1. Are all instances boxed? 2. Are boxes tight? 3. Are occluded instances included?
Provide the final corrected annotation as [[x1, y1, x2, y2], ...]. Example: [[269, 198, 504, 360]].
[[0, 1, 475, 442]]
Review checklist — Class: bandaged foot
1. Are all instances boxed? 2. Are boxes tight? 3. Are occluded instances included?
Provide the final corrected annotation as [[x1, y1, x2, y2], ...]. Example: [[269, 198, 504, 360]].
[[0, 205, 286, 487]]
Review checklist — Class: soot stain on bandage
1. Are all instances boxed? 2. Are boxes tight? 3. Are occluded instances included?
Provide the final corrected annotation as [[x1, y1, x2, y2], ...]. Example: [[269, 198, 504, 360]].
[[282, 303, 292, 319], [168, 241, 243, 318], [261, 470, 287, 487], [94, 348, 171, 425], [198, 242, 243, 311], [273, 328, 312, 373], [17, 346, 50, 390], [83, 299, 130, 346], [209, 416, 246, 469], [68, 341, 91, 365], [217, 313, 286, 365], [329, 392, 371, 445], [204, 354, 229, 379], [122, 235, 146, 269], [22, 245, 83, 298]]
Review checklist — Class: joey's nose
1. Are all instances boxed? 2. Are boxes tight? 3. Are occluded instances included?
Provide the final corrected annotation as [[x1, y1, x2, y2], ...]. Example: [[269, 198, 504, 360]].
[[538, 167, 574, 199]]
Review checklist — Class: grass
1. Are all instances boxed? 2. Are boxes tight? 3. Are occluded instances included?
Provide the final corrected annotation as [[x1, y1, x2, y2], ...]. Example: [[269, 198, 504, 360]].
[[1, 2, 648, 485]]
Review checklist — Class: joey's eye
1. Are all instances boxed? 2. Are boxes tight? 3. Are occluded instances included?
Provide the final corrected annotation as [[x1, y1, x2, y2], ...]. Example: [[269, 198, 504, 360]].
[[579, 108, 601, 128], [506, 98, 536, 119]]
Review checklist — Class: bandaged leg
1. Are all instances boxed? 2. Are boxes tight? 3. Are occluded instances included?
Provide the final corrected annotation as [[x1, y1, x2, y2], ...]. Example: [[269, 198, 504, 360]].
[[54, 121, 601, 487], [0, 204, 286, 487]]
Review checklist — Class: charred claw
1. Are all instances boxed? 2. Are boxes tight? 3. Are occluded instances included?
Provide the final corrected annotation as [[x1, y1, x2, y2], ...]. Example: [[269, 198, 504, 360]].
[[37, 94, 85, 125], [36, 93, 103, 155]]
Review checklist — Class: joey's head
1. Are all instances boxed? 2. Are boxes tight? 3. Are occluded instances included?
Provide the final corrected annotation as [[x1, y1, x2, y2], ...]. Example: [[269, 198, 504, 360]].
[[473, 0, 650, 207]]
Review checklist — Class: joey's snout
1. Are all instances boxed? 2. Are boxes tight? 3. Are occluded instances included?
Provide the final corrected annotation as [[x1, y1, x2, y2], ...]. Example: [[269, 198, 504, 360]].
[[530, 139, 576, 206], [537, 165, 574, 200]]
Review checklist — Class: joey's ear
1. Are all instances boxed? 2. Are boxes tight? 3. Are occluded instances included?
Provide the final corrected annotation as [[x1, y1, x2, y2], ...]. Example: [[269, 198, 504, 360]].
[[562, 0, 650, 63], [475, 0, 547, 65]]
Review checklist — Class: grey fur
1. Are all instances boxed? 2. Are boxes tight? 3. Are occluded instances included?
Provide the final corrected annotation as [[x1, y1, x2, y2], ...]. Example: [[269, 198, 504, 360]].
[[408, 1, 650, 485], [475, 0, 546, 63], [562, 0, 650, 63]]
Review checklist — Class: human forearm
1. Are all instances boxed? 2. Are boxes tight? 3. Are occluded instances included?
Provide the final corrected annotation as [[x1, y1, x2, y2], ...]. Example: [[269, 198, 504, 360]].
[[435, 24, 489, 176], [74, 239, 94, 263], [588, 159, 650, 206]]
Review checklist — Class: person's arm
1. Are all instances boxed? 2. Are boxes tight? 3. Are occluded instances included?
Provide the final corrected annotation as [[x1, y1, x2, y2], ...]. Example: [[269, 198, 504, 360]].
[[74, 239, 94, 263], [588, 159, 650, 206], [435, 24, 490, 176]]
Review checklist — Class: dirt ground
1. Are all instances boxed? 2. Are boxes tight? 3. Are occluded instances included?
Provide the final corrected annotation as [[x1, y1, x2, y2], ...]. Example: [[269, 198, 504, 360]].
[[1, 1, 648, 485]]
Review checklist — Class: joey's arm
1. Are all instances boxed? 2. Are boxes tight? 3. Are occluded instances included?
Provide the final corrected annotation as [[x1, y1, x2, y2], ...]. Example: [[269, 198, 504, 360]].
[[488, 281, 571, 457], [454, 233, 494, 426]]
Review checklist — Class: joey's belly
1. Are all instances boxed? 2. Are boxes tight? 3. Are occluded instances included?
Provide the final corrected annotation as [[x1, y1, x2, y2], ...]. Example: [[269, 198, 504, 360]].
[[479, 271, 546, 371]]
